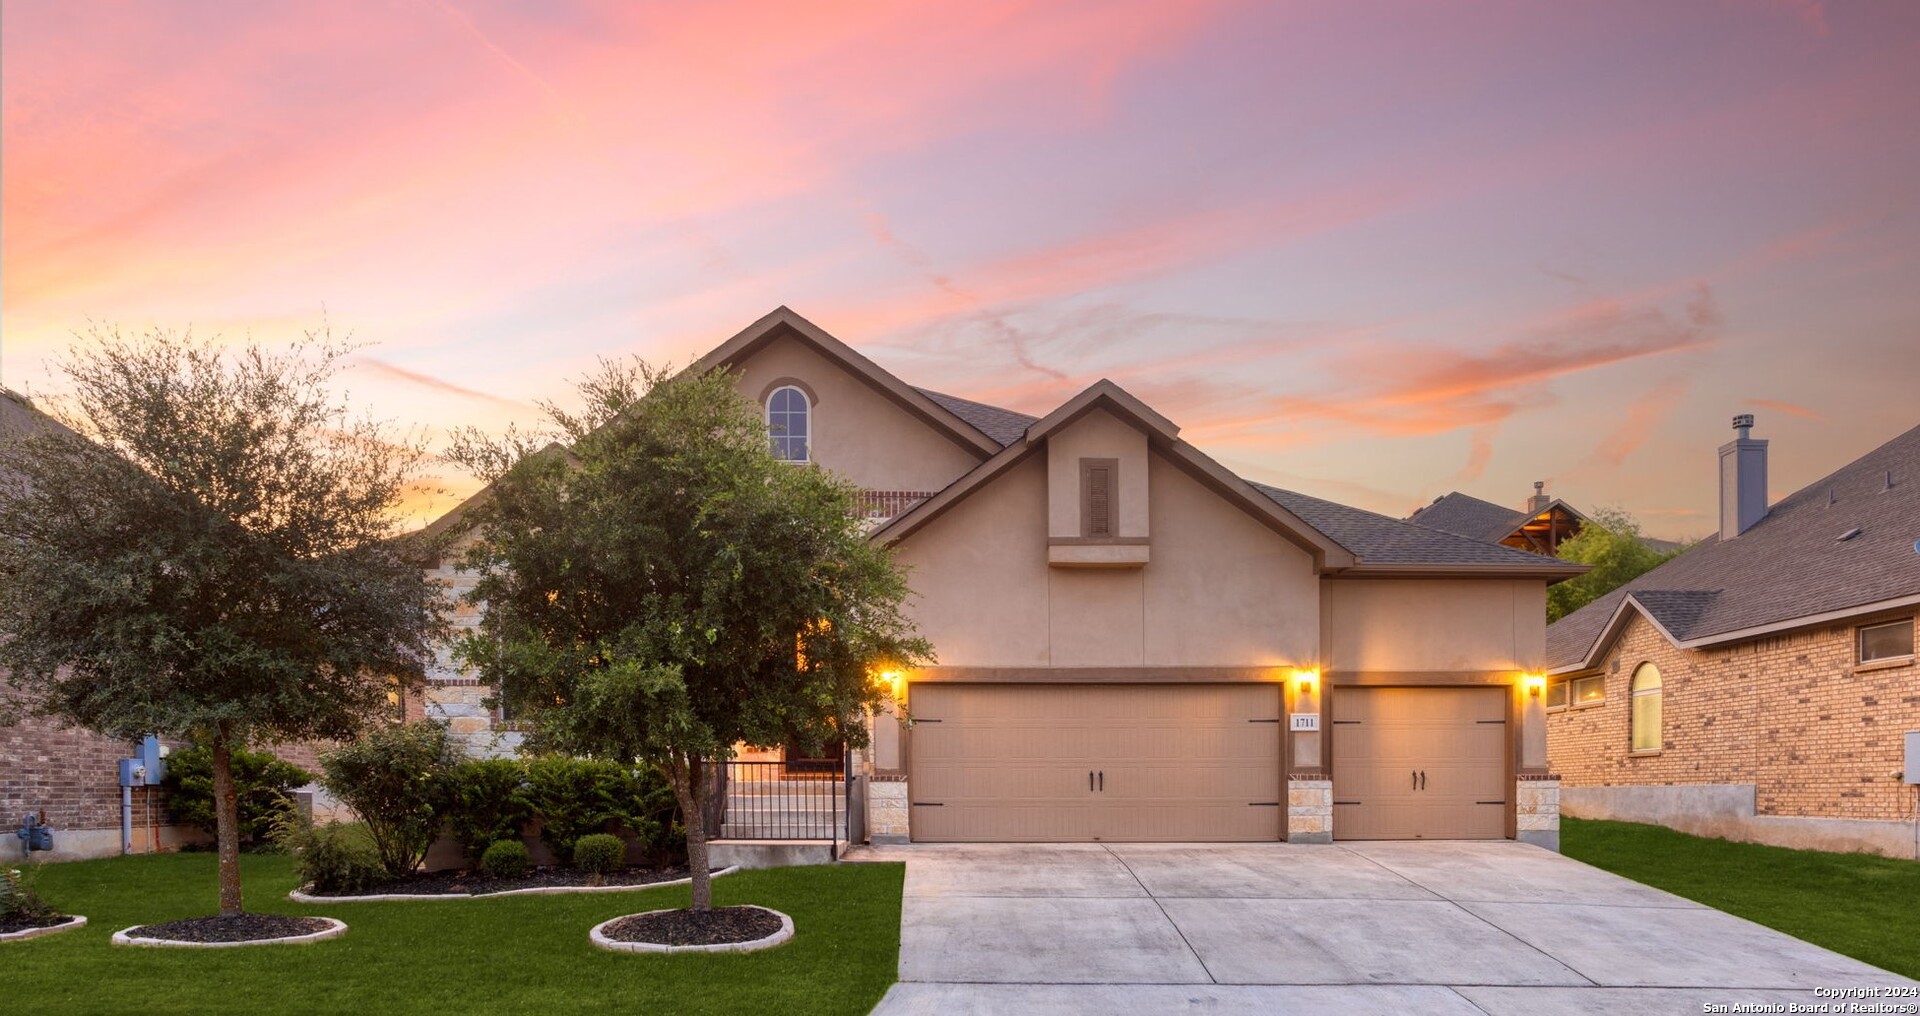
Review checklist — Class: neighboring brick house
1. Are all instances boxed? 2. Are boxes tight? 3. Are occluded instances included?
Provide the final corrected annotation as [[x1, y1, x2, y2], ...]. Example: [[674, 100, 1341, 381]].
[[0, 388, 338, 860], [1546, 415, 1920, 857], [419, 307, 1584, 850], [0, 390, 194, 860]]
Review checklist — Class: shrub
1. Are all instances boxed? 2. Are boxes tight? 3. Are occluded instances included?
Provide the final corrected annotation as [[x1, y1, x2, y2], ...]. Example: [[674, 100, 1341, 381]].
[[479, 839, 529, 880], [518, 756, 641, 859], [573, 833, 625, 875], [320, 720, 457, 876], [273, 815, 386, 895], [1, 866, 57, 921], [162, 741, 315, 848], [437, 757, 534, 861]]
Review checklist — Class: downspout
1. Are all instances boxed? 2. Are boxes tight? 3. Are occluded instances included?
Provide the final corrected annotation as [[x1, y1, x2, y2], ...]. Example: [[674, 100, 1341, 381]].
[[121, 783, 133, 856]]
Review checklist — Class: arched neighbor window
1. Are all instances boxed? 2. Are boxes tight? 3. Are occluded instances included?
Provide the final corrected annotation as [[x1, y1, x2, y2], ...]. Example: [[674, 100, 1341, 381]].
[[1631, 662, 1662, 752], [767, 385, 810, 462]]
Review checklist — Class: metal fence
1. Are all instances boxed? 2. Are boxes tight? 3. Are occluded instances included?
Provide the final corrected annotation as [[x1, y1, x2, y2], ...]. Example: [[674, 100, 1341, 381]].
[[719, 760, 846, 842]]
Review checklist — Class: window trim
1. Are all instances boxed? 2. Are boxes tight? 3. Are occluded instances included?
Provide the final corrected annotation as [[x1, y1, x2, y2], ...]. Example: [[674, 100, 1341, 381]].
[[1630, 662, 1662, 754], [766, 384, 812, 464], [1856, 618, 1915, 665], [1562, 674, 1605, 709]]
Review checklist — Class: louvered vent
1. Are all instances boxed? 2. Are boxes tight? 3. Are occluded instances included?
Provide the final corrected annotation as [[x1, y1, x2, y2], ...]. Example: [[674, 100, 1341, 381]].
[[1082, 458, 1116, 538]]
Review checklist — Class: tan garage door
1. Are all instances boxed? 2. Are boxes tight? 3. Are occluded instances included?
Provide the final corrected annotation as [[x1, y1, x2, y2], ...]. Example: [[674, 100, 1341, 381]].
[[908, 684, 1282, 842], [1331, 687, 1508, 840]]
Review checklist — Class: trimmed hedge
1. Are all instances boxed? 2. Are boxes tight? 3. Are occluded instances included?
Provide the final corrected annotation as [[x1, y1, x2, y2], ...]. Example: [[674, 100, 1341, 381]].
[[479, 839, 530, 880], [161, 742, 315, 848]]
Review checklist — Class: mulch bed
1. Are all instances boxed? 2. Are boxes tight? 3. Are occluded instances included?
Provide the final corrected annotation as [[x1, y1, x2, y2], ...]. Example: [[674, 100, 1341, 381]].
[[0, 915, 72, 935], [309, 864, 704, 898], [123, 914, 334, 943], [599, 906, 783, 947]]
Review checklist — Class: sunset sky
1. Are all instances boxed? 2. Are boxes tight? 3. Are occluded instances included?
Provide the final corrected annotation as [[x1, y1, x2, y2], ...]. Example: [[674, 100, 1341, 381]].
[[5, 1, 1918, 539]]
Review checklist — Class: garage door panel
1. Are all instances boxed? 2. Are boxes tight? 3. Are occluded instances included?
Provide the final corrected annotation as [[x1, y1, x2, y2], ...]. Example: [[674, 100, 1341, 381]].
[[1332, 686, 1508, 841], [909, 684, 1280, 842]]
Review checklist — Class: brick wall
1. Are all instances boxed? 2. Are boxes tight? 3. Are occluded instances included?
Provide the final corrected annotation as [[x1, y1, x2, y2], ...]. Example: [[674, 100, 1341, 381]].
[[0, 710, 162, 834], [1549, 611, 1920, 822]]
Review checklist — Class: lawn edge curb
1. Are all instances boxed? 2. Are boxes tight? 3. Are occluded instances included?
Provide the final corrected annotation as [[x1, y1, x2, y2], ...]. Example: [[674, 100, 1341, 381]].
[[0, 915, 86, 942], [288, 865, 741, 903], [589, 904, 794, 954], [111, 916, 347, 948]]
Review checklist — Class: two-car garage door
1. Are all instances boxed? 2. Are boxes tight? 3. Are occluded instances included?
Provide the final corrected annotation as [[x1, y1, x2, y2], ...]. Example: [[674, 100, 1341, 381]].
[[908, 684, 1281, 842]]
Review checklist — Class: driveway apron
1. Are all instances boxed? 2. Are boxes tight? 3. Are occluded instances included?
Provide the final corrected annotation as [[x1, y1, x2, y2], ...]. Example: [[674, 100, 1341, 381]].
[[862, 840, 1915, 1015]]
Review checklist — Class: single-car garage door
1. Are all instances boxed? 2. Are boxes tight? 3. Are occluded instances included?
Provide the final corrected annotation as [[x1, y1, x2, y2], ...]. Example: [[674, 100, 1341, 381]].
[[908, 684, 1282, 842], [1331, 686, 1508, 840]]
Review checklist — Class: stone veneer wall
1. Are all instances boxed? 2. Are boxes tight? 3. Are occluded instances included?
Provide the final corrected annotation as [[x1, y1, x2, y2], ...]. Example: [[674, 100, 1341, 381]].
[[1549, 611, 1920, 823], [1287, 776, 1332, 844], [421, 534, 523, 758], [868, 777, 910, 844], [1516, 775, 1561, 851]]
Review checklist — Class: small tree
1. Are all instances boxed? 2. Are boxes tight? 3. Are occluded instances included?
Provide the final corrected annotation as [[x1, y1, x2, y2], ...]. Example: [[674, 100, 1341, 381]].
[[449, 361, 929, 911], [1547, 507, 1685, 621], [0, 329, 449, 915]]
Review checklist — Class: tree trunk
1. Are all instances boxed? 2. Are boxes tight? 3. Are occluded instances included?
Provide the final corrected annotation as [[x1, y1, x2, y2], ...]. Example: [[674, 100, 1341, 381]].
[[684, 755, 712, 912], [211, 729, 245, 916]]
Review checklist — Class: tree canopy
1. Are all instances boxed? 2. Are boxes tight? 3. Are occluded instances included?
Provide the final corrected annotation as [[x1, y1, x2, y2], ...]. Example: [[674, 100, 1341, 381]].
[[448, 360, 930, 910], [1546, 507, 1685, 622], [0, 328, 450, 914]]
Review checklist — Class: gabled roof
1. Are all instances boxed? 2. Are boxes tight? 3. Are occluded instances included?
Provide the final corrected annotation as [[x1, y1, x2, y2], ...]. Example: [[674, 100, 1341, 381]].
[[692, 307, 1004, 458], [1254, 484, 1587, 577], [1410, 490, 1589, 547], [1549, 422, 1920, 671], [1409, 492, 1531, 543], [870, 380, 1356, 570]]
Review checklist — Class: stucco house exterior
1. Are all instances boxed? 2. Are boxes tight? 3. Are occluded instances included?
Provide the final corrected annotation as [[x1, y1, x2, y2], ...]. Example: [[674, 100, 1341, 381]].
[[1546, 415, 1920, 857], [420, 308, 1583, 848]]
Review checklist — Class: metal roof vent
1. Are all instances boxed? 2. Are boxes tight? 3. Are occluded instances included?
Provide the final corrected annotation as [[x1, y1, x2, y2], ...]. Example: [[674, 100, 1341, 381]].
[[1837, 527, 1862, 542]]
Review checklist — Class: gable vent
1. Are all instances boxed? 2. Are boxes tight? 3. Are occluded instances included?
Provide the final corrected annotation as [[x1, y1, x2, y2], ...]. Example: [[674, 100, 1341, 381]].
[[1082, 458, 1116, 538]]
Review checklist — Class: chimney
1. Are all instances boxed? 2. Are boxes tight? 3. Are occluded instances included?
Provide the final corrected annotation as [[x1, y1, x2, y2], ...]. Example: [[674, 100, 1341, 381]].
[[1525, 480, 1550, 513], [1719, 414, 1768, 540]]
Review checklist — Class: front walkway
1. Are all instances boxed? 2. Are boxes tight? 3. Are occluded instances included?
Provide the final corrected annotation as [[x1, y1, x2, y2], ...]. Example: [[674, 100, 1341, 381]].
[[852, 840, 1914, 1015]]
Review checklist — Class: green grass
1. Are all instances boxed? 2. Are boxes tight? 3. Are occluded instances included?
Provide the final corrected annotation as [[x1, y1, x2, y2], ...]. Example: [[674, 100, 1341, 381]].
[[1563, 816, 1920, 978], [3, 852, 903, 1016]]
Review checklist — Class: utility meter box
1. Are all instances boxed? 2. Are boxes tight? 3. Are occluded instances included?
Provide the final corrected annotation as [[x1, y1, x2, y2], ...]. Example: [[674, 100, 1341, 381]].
[[1906, 732, 1920, 784]]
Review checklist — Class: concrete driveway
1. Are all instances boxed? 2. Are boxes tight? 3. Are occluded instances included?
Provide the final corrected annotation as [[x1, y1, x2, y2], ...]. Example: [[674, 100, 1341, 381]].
[[855, 841, 1915, 1015]]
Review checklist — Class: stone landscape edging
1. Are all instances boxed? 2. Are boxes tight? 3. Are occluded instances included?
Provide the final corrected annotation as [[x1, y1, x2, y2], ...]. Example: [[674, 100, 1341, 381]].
[[111, 916, 347, 948], [0, 915, 87, 942], [589, 904, 794, 955], [288, 865, 740, 903]]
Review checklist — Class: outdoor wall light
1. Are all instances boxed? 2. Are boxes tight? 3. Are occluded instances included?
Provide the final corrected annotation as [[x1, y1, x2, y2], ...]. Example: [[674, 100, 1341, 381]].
[[1524, 674, 1546, 698], [1293, 669, 1318, 695]]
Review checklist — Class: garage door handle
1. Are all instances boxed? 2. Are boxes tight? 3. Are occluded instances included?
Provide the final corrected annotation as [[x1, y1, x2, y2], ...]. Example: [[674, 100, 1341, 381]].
[[1090, 770, 1095, 791], [1098, 771, 1104, 792], [1411, 770, 1417, 790], [1419, 770, 1426, 791]]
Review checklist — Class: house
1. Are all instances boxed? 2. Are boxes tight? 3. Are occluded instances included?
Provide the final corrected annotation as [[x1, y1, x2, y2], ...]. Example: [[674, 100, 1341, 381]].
[[1411, 484, 1684, 557], [1411, 484, 1589, 556], [0, 389, 192, 860], [419, 307, 1584, 848], [1546, 415, 1920, 857]]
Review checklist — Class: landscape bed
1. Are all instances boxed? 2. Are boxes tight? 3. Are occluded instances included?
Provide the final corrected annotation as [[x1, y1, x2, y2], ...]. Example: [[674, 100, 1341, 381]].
[[293, 864, 736, 900], [3, 852, 902, 1016]]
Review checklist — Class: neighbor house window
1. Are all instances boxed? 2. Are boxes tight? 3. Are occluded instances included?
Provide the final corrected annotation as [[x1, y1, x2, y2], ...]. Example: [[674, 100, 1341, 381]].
[[767, 385, 810, 462], [1630, 662, 1662, 752], [1569, 675, 1605, 707], [1857, 619, 1914, 664], [1545, 680, 1569, 710]]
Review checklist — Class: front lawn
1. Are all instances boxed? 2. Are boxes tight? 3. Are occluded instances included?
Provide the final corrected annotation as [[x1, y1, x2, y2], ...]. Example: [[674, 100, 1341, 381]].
[[1563, 816, 1920, 979], [4, 852, 903, 1016]]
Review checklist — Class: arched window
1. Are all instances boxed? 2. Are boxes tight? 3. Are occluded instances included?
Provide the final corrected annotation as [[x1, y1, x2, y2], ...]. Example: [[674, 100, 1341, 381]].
[[1631, 662, 1662, 752], [767, 385, 810, 462]]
